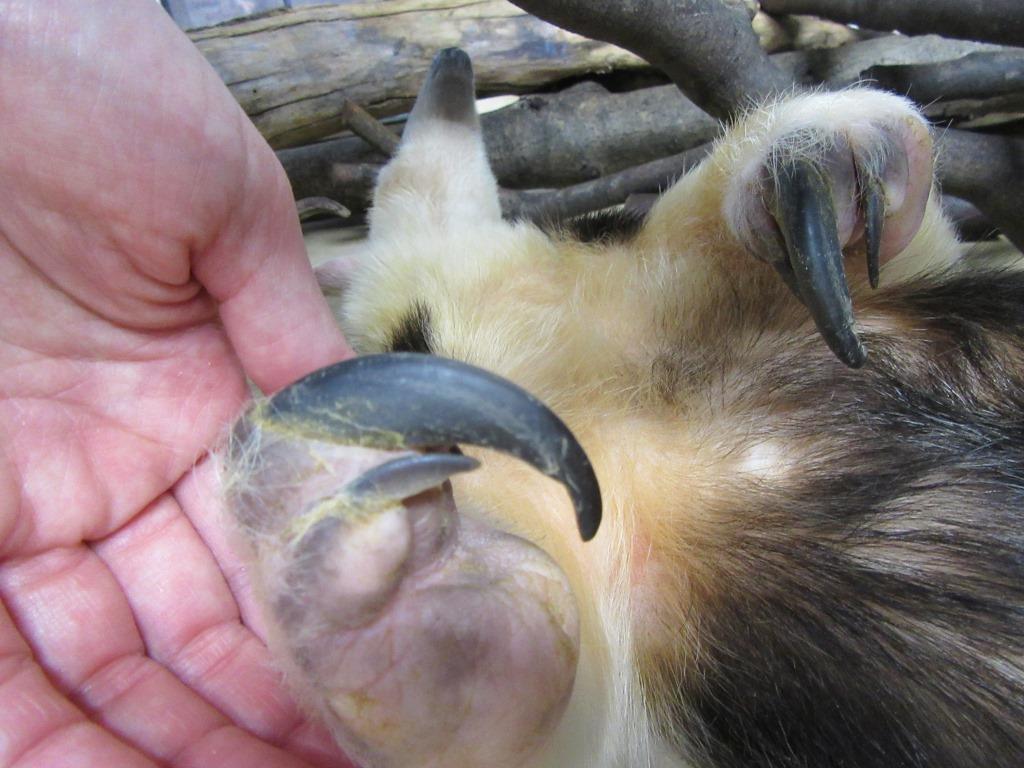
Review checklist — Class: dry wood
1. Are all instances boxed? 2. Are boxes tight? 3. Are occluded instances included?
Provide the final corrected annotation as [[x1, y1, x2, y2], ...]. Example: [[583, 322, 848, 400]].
[[935, 130, 1024, 252], [940, 197, 997, 243], [499, 145, 712, 222], [281, 80, 721, 197], [189, 0, 647, 148], [341, 100, 400, 156], [761, 0, 1024, 47], [281, 33, 1020, 201], [282, 155, 381, 219], [508, 0, 792, 121], [484, 83, 720, 188], [296, 196, 352, 221], [864, 51, 1024, 105], [775, 33, 1012, 89], [769, 13, 862, 51], [258, 2, 1022, 249], [495, 6, 1024, 247]]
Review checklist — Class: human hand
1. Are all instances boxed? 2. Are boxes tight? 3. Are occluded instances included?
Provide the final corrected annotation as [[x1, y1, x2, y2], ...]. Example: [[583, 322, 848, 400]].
[[0, 1, 355, 765]]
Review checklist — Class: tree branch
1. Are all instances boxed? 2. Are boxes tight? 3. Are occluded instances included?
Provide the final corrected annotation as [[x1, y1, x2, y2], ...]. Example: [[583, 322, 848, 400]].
[[190, 0, 647, 148], [275, 3, 1022, 250], [864, 51, 1024, 104], [500, 145, 712, 222], [761, 0, 1024, 47], [279, 80, 721, 199], [341, 100, 399, 156], [281, 33, 1018, 201], [935, 129, 1024, 251], [507, 0, 792, 121]]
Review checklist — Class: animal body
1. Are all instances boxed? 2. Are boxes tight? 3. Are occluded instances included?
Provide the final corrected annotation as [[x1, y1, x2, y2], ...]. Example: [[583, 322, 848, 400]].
[[225, 49, 1024, 768]]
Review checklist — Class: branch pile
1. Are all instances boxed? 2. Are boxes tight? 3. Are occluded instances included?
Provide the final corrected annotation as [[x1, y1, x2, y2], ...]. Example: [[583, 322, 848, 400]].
[[192, 0, 1024, 249]]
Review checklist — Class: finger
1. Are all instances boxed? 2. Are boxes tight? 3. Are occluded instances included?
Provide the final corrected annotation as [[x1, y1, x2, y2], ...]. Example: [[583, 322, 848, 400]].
[[771, 158, 867, 368], [0, 555, 157, 768], [0, 322, 248, 561], [174, 457, 269, 638], [0, 543, 228, 763], [177, 460, 348, 767], [93, 497, 301, 738], [174, 726, 335, 768], [0, 508, 342, 767], [93, 492, 348, 766], [193, 135, 354, 395]]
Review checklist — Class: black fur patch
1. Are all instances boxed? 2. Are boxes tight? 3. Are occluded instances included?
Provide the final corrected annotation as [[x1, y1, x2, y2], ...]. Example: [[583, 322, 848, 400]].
[[386, 303, 433, 354], [543, 207, 647, 244], [648, 268, 1024, 768]]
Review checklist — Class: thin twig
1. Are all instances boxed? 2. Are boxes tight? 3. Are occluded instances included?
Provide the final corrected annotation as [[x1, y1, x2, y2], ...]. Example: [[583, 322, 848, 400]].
[[341, 100, 401, 156], [501, 145, 712, 223], [296, 197, 352, 221]]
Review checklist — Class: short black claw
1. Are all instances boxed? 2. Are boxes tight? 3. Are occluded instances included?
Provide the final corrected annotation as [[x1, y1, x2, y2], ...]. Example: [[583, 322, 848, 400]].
[[347, 453, 480, 502], [860, 173, 885, 290], [770, 157, 867, 369], [246, 353, 602, 541]]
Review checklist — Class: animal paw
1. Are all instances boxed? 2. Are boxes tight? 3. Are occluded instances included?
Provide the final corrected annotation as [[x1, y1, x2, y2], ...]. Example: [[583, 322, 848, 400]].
[[723, 90, 934, 367], [224, 354, 600, 768]]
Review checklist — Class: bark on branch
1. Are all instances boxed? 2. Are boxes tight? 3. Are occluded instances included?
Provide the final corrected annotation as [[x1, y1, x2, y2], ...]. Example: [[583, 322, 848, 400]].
[[508, 0, 792, 121], [269, 2, 1022, 251], [189, 0, 646, 148], [499, 145, 712, 222], [761, 0, 1024, 47], [281, 33, 1018, 200], [936, 130, 1024, 251]]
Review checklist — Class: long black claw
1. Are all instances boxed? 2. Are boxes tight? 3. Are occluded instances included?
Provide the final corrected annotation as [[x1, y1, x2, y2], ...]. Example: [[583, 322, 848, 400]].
[[249, 353, 602, 541], [861, 174, 885, 290], [771, 157, 867, 369]]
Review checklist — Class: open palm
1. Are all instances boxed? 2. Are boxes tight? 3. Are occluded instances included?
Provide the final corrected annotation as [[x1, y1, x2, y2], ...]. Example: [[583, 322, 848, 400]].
[[0, 2, 354, 765]]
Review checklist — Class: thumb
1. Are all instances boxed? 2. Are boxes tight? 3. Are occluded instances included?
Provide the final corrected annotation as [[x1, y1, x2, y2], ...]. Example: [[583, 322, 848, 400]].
[[195, 126, 354, 394]]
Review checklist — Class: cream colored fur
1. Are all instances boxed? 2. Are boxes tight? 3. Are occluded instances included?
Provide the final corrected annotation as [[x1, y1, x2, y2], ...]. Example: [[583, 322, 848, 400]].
[[332, 89, 968, 768]]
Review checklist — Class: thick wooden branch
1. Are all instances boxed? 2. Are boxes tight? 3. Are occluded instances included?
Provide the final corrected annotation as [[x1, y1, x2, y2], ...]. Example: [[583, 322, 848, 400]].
[[270, 4, 1022, 249], [484, 83, 719, 188], [500, 144, 712, 222], [936, 130, 1024, 252], [281, 154, 380, 218], [761, 0, 1024, 47], [281, 33, 1016, 199], [790, 34, 1015, 90], [940, 197, 997, 243], [864, 51, 1024, 104], [189, 0, 646, 148], [508, 0, 792, 121], [280, 80, 720, 199]]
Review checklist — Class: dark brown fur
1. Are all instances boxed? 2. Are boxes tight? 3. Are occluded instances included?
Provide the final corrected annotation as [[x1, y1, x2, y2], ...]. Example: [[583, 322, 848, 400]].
[[640, 268, 1024, 767]]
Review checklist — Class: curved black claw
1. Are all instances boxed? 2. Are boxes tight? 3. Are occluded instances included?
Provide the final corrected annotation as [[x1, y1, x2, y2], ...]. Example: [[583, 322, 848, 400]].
[[771, 157, 867, 369], [860, 173, 885, 290], [245, 353, 602, 541]]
